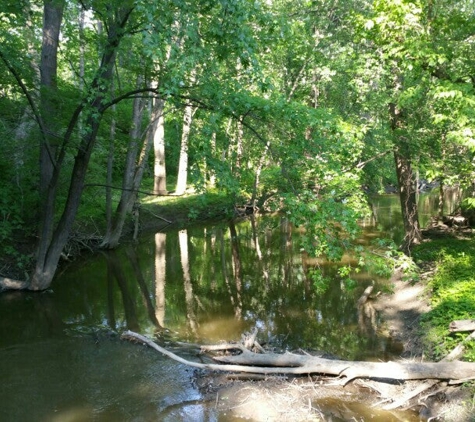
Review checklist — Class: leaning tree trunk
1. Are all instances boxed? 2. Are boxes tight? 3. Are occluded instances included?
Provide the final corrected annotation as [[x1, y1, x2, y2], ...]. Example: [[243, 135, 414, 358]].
[[26, 9, 132, 291], [101, 74, 145, 249]]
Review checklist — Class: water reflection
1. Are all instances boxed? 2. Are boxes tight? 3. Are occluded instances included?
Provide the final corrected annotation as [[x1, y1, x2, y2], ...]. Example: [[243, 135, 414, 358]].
[[2, 193, 448, 421], [369, 188, 459, 243], [25, 215, 400, 362]]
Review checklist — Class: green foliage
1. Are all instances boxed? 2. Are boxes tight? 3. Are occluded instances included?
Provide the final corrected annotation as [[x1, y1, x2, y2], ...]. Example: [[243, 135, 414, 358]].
[[413, 238, 475, 361], [310, 269, 332, 295], [142, 190, 236, 224], [2, 0, 475, 292], [0, 94, 38, 273]]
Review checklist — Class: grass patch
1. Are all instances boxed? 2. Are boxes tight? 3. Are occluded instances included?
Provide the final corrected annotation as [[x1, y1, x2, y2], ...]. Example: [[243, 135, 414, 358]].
[[140, 189, 237, 227], [412, 235, 475, 361]]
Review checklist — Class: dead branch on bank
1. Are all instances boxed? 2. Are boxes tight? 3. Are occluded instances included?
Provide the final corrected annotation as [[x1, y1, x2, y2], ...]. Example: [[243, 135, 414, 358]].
[[450, 319, 475, 332], [121, 330, 475, 386], [383, 324, 475, 410]]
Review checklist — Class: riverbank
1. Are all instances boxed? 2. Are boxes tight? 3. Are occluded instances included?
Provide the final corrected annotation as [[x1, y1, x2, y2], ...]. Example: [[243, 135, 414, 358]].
[[194, 224, 475, 421], [3, 192, 475, 420]]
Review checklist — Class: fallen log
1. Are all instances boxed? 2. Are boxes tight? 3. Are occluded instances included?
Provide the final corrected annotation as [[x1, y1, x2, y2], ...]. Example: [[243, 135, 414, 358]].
[[449, 319, 475, 332], [210, 346, 475, 384], [122, 330, 475, 385], [383, 324, 475, 409]]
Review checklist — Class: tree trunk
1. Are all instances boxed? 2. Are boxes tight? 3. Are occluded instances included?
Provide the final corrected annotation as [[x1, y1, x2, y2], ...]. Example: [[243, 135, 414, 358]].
[[438, 179, 445, 219], [37, 0, 65, 268], [209, 131, 217, 187], [101, 74, 145, 249], [152, 98, 168, 195], [13, 3, 40, 197], [104, 100, 116, 237], [389, 102, 421, 255], [234, 119, 243, 173], [175, 100, 195, 195], [27, 8, 133, 291], [394, 149, 421, 255]]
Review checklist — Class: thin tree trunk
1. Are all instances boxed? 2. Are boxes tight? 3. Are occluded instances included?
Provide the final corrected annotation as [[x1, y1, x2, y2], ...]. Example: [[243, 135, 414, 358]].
[[251, 141, 270, 209], [389, 102, 421, 255], [13, 2, 40, 199], [104, 100, 116, 236], [438, 136, 447, 219], [175, 101, 195, 195], [234, 119, 244, 173], [152, 98, 168, 195], [209, 131, 217, 187], [438, 180, 445, 218], [101, 74, 145, 249], [394, 149, 422, 254]]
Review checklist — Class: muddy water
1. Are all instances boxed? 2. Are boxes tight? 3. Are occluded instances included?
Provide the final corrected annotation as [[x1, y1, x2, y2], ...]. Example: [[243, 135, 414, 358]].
[[1, 193, 449, 421]]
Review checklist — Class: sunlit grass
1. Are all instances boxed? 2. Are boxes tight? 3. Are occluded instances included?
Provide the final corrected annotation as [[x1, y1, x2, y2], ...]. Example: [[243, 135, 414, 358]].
[[413, 236, 475, 361]]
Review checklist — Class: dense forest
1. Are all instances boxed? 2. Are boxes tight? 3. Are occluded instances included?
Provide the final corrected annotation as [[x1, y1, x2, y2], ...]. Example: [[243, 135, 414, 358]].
[[1, 0, 475, 292]]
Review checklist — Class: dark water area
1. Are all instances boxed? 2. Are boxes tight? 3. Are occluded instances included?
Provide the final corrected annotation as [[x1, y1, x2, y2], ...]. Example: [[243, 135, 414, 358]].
[[0, 192, 455, 421]]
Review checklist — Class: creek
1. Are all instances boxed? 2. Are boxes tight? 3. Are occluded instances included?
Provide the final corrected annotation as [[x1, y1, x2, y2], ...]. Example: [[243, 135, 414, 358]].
[[0, 191, 458, 421]]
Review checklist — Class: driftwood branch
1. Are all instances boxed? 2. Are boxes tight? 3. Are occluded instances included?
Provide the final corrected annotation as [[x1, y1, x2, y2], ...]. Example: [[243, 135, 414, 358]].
[[449, 319, 475, 332], [122, 330, 475, 385], [383, 325, 475, 410]]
